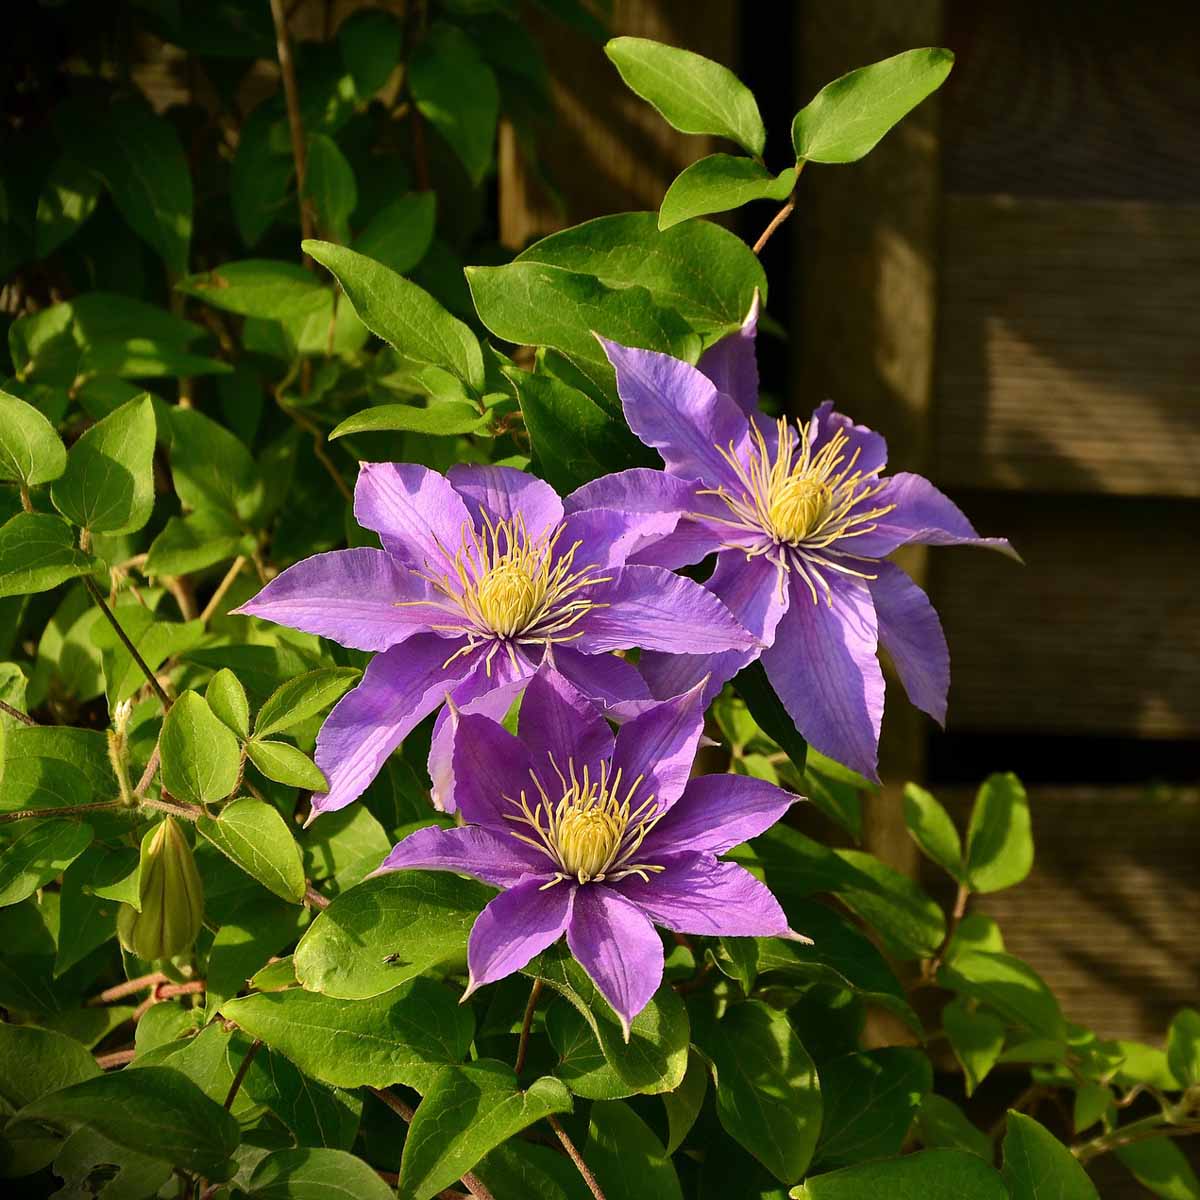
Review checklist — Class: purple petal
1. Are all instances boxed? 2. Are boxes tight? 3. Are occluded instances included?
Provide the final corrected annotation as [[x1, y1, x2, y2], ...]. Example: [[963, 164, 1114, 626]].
[[849, 472, 1019, 560], [312, 633, 478, 818], [451, 710, 538, 831], [640, 773, 798, 858], [610, 681, 706, 815], [233, 548, 439, 652], [355, 461, 472, 571], [567, 885, 663, 1038], [427, 676, 527, 813], [599, 339, 750, 490], [868, 560, 949, 726], [697, 291, 760, 416], [548, 645, 651, 707], [808, 400, 888, 478], [614, 853, 793, 938], [519, 665, 615, 787], [638, 547, 785, 703], [760, 573, 884, 782], [377, 824, 545, 888], [575, 565, 754, 655], [447, 464, 564, 542], [466, 878, 574, 994], [557, 506, 678, 570]]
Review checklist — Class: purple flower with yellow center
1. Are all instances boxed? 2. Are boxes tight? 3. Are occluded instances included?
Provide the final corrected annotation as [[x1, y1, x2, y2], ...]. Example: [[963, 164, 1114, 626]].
[[570, 305, 1016, 782], [235, 462, 754, 817], [376, 664, 804, 1035]]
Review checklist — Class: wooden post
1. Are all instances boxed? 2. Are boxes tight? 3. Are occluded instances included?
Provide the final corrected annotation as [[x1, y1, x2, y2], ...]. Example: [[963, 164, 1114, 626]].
[[793, 1, 946, 873]]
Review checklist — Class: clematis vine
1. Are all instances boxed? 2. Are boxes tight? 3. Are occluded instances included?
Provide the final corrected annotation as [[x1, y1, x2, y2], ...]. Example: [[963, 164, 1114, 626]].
[[236, 462, 754, 817], [570, 304, 1016, 782], [375, 664, 806, 1035]]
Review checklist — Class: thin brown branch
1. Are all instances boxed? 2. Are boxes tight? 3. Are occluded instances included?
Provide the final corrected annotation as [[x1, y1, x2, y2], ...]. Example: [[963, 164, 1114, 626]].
[[0, 799, 125, 825], [87, 972, 167, 1006], [1073, 1114, 1200, 1163], [547, 1114, 606, 1200], [95, 1048, 137, 1070], [199, 556, 247, 625], [0, 698, 36, 725], [923, 882, 971, 984], [224, 1039, 262, 1110], [18, 481, 33, 513], [134, 744, 161, 800], [158, 980, 205, 1000], [141, 794, 205, 822], [304, 884, 330, 910], [163, 575, 198, 621], [752, 163, 804, 256], [284, 406, 353, 502], [515, 978, 543, 1076], [84, 575, 172, 710], [269, 0, 315, 260]]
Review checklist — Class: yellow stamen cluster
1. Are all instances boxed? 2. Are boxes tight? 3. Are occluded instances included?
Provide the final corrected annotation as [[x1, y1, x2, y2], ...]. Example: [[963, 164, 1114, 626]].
[[700, 418, 896, 605], [407, 513, 612, 672], [504, 757, 665, 886]]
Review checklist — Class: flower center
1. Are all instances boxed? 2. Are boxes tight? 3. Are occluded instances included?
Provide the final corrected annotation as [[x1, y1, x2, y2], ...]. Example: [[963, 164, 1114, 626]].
[[476, 561, 541, 636], [503, 758, 666, 886], [766, 475, 833, 544]]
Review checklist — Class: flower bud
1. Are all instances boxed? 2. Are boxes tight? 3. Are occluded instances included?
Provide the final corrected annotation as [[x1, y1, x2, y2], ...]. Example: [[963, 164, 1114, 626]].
[[117, 818, 204, 961]]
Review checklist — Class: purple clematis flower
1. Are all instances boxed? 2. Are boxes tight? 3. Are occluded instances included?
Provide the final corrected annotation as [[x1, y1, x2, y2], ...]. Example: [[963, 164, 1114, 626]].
[[235, 462, 754, 817], [376, 664, 805, 1035], [574, 308, 1016, 782]]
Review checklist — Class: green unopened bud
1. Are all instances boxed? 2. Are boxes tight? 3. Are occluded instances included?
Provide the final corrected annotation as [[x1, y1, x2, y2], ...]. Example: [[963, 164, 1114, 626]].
[[117, 818, 204, 961]]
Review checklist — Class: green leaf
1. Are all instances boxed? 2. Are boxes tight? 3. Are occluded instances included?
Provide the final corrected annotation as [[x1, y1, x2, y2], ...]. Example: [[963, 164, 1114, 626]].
[[160, 691, 242, 806], [168, 407, 265, 524], [694, 1000, 821, 1183], [529, 943, 689, 1094], [659, 155, 794, 229], [1002, 1112, 1099, 1200], [516, 211, 766, 334], [473, 1138, 595, 1200], [246, 739, 328, 791], [196, 797, 306, 904], [586, 1099, 683, 1200], [916, 1094, 993, 1161], [302, 805, 391, 896], [903, 783, 965, 881], [0, 513, 101, 598], [469, 260, 700, 407], [0, 387, 66, 487], [144, 509, 253, 577], [205, 894, 309, 1018], [605, 37, 764, 156], [220, 977, 473, 1091], [254, 668, 361, 739], [939, 949, 1066, 1040], [355, 193, 436, 276], [813, 1048, 930, 1170], [230, 106, 293, 248], [55, 845, 122, 976], [1072, 1082, 1112, 1134], [17, 1065, 240, 1179], [236, 1044, 361, 1150], [294, 870, 492, 999], [398, 1062, 571, 1200], [92, 605, 204, 708], [0, 1021, 100, 1110], [61, 99, 193, 273], [1167, 1008, 1200, 1088], [206, 668, 250, 738], [249, 1146, 395, 1199], [408, 24, 500, 186], [1115, 1138, 1200, 1200], [734, 660, 808, 777], [305, 134, 358, 242], [305, 240, 485, 394], [791, 48, 955, 164], [834, 849, 946, 960], [662, 1048, 707, 1155], [942, 998, 1005, 1096], [77, 338, 231, 380], [50, 394, 156, 534], [330, 402, 488, 440], [177, 259, 330, 322], [338, 7, 403, 97], [35, 155, 102, 257], [515, 371, 649, 493], [965, 773, 1033, 893], [793, 1149, 1008, 1199], [0, 820, 93, 907]]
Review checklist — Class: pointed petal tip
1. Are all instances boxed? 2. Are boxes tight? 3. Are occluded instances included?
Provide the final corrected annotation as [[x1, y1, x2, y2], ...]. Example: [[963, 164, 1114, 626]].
[[784, 928, 815, 945], [460, 977, 479, 1004]]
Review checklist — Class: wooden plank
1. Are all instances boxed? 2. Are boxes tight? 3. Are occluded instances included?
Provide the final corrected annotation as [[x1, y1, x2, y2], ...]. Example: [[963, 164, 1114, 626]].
[[794, 1, 945, 873], [931, 493, 1200, 738], [498, 1, 737, 249], [936, 785, 1200, 1043], [936, 195, 1200, 497]]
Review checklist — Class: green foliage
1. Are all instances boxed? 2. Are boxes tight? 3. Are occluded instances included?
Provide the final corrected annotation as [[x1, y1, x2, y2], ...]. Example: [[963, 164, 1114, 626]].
[[1002, 1112, 1100, 1200], [659, 156, 795, 229], [0, 388, 67, 488]]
